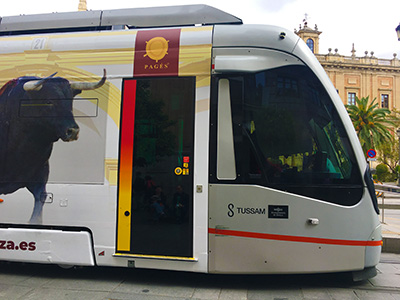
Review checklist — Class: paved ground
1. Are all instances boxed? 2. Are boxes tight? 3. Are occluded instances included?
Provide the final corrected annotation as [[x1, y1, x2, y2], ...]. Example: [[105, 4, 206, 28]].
[[0, 186, 398, 299], [376, 187, 400, 253], [0, 253, 399, 300]]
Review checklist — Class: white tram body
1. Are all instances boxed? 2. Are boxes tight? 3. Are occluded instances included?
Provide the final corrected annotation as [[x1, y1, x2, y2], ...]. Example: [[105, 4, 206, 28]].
[[0, 5, 381, 279]]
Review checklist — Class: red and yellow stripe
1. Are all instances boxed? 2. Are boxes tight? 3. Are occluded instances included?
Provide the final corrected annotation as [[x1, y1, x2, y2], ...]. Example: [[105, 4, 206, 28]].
[[117, 79, 137, 252]]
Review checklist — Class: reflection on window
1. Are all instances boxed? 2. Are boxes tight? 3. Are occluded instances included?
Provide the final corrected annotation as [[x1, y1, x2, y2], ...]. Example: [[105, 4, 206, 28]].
[[348, 92, 356, 105], [219, 65, 362, 205], [129, 77, 195, 257], [306, 39, 314, 53], [381, 94, 389, 108]]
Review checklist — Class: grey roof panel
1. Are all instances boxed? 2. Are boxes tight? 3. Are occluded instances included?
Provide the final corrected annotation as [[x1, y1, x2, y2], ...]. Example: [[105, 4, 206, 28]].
[[101, 5, 242, 27], [213, 24, 299, 54], [0, 5, 242, 34], [0, 10, 102, 32]]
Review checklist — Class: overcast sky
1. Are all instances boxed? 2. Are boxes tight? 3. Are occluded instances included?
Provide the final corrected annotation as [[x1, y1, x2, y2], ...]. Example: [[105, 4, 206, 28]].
[[1, 0, 399, 59]]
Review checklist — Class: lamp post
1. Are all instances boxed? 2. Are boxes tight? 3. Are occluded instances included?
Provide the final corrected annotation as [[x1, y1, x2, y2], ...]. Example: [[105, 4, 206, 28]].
[[397, 128, 400, 186], [396, 24, 400, 41]]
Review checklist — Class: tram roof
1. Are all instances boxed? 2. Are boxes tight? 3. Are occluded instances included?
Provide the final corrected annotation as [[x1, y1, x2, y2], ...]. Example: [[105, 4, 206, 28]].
[[0, 5, 243, 36]]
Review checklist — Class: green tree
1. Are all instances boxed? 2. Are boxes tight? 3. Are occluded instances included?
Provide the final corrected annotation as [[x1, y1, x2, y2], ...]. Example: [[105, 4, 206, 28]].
[[345, 96, 395, 157], [378, 108, 400, 175], [379, 138, 398, 174], [375, 163, 390, 181]]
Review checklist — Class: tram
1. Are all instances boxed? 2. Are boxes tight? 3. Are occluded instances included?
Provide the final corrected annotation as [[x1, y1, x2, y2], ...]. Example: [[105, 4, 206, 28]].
[[0, 5, 381, 280]]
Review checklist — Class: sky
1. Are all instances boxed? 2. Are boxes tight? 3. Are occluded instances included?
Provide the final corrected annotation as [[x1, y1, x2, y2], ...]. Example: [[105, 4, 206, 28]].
[[1, 0, 400, 59]]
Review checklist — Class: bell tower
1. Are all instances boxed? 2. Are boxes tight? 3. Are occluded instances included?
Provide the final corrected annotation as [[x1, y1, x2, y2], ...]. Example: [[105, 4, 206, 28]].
[[295, 14, 322, 54], [78, 0, 87, 11]]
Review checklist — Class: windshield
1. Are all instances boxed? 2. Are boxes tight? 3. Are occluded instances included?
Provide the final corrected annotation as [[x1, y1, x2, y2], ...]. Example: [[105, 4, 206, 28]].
[[213, 65, 363, 205]]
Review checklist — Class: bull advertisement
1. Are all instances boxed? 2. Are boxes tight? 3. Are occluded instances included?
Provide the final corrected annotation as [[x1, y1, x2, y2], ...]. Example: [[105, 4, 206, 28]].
[[0, 69, 108, 223], [0, 27, 212, 226], [0, 71, 106, 223], [0, 32, 115, 224]]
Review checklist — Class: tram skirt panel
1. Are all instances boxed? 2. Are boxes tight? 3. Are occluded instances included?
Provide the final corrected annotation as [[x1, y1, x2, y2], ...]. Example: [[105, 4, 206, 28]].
[[208, 233, 364, 274], [207, 184, 365, 274]]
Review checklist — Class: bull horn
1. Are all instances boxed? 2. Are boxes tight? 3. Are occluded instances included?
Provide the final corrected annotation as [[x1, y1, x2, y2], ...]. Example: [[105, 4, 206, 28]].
[[70, 69, 106, 91], [23, 72, 58, 91]]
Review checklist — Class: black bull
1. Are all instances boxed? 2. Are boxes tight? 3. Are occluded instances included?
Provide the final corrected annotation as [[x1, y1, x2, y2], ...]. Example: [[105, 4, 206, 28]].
[[0, 70, 106, 223]]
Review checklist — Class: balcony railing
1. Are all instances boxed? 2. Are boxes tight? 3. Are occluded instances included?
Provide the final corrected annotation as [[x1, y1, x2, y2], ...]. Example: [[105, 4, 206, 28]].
[[316, 53, 400, 67]]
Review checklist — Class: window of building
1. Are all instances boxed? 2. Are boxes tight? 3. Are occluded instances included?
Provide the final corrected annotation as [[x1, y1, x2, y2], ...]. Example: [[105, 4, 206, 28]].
[[381, 94, 389, 108], [306, 39, 314, 53], [348, 92, 356, 105]]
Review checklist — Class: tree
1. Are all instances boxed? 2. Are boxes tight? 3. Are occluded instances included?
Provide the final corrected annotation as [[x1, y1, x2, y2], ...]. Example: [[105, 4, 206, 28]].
[[378, 108, 400, 174], [379, 138, 398, 173], [345, 96, 395, 157], [375, 163, 391, 181]]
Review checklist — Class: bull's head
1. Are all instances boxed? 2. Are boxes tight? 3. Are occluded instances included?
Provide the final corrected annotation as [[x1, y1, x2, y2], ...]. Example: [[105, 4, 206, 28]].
[[21, 69, 106, 142]]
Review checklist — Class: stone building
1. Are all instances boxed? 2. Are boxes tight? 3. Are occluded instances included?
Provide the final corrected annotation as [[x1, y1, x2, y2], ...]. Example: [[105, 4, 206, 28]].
[[78, 0, 87, 11], [295, 21, 400, 110]]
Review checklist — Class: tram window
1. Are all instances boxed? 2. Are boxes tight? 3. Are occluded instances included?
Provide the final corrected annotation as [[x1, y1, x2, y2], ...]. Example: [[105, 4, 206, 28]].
[[213, 65, 363, 205]]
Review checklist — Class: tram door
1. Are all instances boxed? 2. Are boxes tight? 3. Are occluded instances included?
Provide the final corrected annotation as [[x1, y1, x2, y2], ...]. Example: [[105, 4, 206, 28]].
[[117, 76, 195, 258]]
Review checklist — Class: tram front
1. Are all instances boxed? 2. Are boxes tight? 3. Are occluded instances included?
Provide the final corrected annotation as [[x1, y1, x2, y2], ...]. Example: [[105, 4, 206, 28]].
[[208, 24, 381, 279]]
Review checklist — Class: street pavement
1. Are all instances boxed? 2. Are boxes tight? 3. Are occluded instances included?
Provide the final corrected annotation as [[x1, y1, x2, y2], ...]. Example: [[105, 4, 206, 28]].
[[377, 185, 400, 253], [0, 186, 398, 300], [0, 253, 399, 300]]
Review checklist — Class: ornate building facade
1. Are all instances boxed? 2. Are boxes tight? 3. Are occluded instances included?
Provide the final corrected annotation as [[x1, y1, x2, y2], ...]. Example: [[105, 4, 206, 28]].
[[296, 22, 400, 111], [78, 0, 87, 11]]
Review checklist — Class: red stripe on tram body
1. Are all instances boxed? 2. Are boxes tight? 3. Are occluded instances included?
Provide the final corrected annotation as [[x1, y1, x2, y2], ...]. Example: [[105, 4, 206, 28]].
[[208, 228, 382, 247]]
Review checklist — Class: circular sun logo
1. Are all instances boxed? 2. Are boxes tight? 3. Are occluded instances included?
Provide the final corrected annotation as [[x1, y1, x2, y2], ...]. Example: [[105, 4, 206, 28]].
[[144, 37, 169, 62]]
